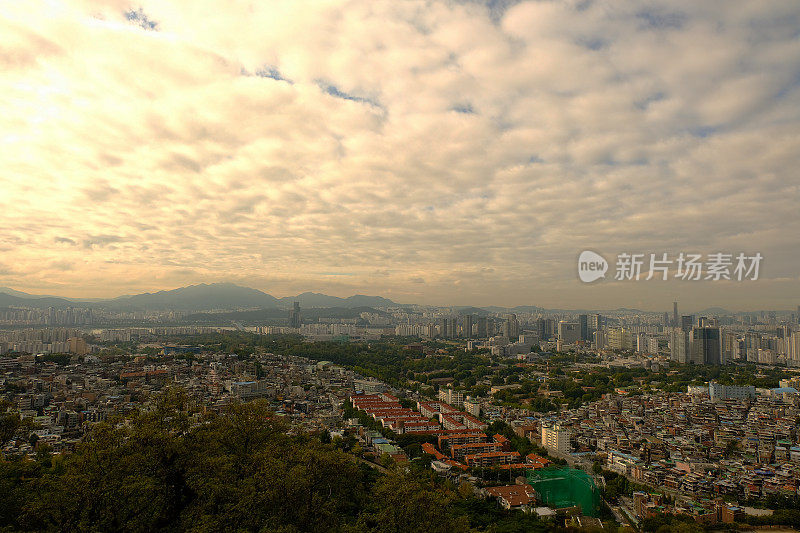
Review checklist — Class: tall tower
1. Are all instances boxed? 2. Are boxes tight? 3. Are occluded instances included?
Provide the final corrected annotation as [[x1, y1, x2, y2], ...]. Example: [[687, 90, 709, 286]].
[[463, 314, 474, 338], [503, 314, 519, 340], [476, 317, 488, 338], [288, 301, 301, 328], [673, 301, 679, 328], [578, 314, 589, 341], [691, 327, 721, 365]]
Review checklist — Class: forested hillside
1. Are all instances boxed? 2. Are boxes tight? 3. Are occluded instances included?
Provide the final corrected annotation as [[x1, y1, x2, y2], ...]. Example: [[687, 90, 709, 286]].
[[0, 390, 550, 533]]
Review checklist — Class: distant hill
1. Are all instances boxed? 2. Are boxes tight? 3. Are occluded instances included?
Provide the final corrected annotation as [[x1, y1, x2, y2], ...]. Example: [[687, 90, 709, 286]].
[[108, 283, 280, 311], [0, 287, 58, 299], [0, 292, 80, 309], [482, 305, 544, 314], [453, 306, 491, 316], [276, 292, 397, 309], [0, 284, 399, 312], [695, 307, 733, 316], [183, 305, 389, 325]]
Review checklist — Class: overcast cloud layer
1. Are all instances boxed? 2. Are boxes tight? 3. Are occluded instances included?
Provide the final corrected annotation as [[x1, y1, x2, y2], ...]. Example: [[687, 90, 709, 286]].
[[1, 0, 799, 310]]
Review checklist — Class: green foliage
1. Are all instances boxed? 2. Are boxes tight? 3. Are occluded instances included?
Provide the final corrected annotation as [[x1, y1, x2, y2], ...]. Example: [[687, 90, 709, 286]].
[[640, 513, 704, 532], [0, 389, 551, 532], [37, 353, 72, 366], [0, 406, 21, 446], [597, 469, 651, 503], [484, 421, 565, 466]]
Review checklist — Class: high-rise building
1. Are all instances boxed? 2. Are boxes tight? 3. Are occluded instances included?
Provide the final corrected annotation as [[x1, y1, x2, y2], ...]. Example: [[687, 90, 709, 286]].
[[288, 302, 302, 328], [438, 388, 465, 408], [541, 422, 570, 454], [446, 318, 456, 338], [607, 328, 633, 351], [709, 381, 755, 401], [476, 317, 488, 338], [787, 331, 800, 367], [438, 318, 449, 338], [673, 302, 679, 328], [558, 321, 581, 344], [67, 337, 88, 355], [681, 315, 694, 332], [590, 314, 602, 332], [722, 332, 740, 361], [462, 314, 474, 338], [593, 329, 605, 350], [578, 314, 588, 341], [503, 314, 519, 341], [670, 329, 690, 363], [691, 327, 721, 365]]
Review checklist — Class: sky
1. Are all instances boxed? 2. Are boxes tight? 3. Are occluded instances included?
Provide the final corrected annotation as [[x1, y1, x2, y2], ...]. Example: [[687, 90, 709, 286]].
[[1, 0, 799, 311]]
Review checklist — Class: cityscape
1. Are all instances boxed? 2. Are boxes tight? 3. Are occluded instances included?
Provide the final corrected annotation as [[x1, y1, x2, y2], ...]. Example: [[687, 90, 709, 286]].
[[2, 288, 800, 530], [3, 0, 800, 532]]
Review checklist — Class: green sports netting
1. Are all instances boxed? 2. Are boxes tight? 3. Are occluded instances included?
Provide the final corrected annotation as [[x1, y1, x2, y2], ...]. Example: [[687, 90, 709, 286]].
[[526, 467, 600, 517]]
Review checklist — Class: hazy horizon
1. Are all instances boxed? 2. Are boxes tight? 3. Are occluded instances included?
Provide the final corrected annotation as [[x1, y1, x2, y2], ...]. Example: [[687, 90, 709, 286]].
[[2, 1, 799, 311], [1, 282, 796, 314]]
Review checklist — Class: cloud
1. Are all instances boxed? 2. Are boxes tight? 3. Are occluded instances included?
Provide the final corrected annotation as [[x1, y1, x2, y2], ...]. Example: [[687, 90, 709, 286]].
[[0, 0, 798, 309]]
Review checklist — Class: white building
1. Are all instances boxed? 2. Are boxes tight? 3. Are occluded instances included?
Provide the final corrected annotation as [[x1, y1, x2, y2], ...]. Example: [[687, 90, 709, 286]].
[[787, 331, 800, 367], [709, 381, 755, 401], [541, 421, 570, 454], [438, 388, 465, 408]]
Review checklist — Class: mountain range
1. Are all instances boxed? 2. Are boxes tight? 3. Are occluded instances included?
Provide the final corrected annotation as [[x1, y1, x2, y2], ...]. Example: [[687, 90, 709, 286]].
[[0, 283, 400, 311], [0, 284, 755, 315]]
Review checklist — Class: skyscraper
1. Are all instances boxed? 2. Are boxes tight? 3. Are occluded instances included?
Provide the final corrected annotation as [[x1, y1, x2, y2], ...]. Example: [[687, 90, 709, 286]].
[[463, 314, 474, 338], [590, 314, 602, 332], [670, 329, 690, 363], [578, 314, 588, 341], [503, 314, 519, 340], [691, 327, 722, 365], [476, 316, 488, 338], [438, 318, 449, 338], [558, 321, 581, 344], [787, 331, 800, 367], [681, 315, 694, 332], [673, 301, 679, 328], [288, 301, 301, 328]]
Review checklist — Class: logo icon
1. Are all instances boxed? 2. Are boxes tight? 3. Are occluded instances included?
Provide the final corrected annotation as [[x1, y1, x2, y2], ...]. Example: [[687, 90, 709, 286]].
[[578, 250, 608, 283]]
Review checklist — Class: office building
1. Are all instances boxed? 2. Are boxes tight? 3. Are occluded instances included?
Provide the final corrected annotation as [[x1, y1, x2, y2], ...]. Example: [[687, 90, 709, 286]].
[[670, 329, 690, 363], [67, 337, 88, 355], [590, 314, 602, 332], [607, 328, 633, 351], [476, 316, 488, 338], [593, 329, 605, 350], [673, 302, 678, 328], [558, 321, 580, 344], [288, 302, 302, 328], [578, 314, 588, 341], [691, 327, 722, 365], [787, 331, 800, 367], [503, 314, 519, 341], [462, 314, 474, 338]]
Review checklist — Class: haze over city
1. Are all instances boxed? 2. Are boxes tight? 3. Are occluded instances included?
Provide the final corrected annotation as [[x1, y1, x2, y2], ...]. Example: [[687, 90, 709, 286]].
[[2, 0, 799, 310]]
